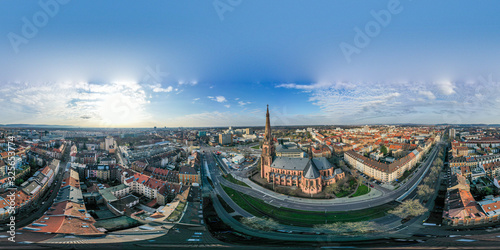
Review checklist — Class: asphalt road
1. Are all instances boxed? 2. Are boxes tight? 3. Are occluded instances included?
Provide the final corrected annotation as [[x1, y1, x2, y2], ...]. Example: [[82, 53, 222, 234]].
[[202, 142, 443, 212], [203, 152, 253, 217]]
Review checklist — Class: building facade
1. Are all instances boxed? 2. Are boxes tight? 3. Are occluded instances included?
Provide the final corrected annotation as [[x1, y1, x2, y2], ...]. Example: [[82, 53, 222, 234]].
[[219, 134, 232, 145], [179, 166, 199, 185], [344, 149, 421, 183]]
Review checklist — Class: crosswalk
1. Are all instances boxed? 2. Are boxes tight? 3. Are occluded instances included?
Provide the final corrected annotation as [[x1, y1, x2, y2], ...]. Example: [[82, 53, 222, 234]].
[[47, 240, 90, 244]]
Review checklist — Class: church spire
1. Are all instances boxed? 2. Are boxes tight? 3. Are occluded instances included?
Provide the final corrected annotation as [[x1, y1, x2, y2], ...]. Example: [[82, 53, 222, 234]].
[[261, 104, 275, 179], [264, 105, 271, 142]]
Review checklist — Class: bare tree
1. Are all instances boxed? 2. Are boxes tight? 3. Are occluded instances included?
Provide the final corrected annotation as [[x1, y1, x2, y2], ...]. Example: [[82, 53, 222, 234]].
[[389, 199, 428, 219], [240, 217, 280, 231], [417, 184, 434, 199], [355, 175, 363, 185], [423, 176, 432, 185], [435, 158, 443, 167], [326, 182, 341, 194], [315, 221, 379, 234]]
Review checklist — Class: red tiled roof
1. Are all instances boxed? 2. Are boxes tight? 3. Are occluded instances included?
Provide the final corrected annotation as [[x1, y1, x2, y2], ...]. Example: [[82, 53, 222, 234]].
[[133, 173, 149, 184], [481, 200, 500, 213], [145, 178, 165, 190]]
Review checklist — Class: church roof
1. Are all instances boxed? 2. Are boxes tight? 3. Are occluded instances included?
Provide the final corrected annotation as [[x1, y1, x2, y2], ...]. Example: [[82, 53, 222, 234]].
[[270, 156, 332, 173], [271, 157, 308, 170], [303, 160, 320, 179], [311, 158, 331, 171]]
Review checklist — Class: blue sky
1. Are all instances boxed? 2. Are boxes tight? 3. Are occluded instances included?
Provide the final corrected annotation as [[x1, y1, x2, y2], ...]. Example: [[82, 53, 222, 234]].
[[1, 0, 500, 127]]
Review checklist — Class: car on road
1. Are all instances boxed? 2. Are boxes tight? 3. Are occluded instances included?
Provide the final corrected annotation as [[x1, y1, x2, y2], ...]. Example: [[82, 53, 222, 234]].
[[370, 184, 374, 188]]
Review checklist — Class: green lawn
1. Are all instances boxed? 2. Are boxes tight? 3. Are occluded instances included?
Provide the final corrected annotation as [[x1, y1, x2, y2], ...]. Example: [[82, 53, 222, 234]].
[[222, 185, 394, 227], [251, 145, 260, 150], [167, 210, 181, 221], [351, 184, 370, 197], [217, 194, 235, 213], [222, 185, 262, 216], [176, 202, 186, 212], [94, 216, 141, 231], [335, 190, 352, 198], [224, 174, 250, 187], [335, 179, 357, 198]]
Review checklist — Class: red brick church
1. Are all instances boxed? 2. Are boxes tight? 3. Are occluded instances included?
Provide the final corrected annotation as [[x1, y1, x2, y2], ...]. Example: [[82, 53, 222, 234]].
[[260, 106, 344, 195]]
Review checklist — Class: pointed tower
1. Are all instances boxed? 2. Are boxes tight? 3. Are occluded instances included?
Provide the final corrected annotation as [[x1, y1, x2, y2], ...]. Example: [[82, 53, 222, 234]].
[[261, 105, 275, 179]]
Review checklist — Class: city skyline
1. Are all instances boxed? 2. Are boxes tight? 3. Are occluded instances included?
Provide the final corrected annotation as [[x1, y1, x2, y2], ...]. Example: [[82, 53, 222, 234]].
[[2, 1, 500, 127]]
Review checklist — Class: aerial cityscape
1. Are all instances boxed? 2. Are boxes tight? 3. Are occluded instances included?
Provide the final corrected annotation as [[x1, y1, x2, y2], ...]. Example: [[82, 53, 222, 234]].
[[2, 0, 500, 249]]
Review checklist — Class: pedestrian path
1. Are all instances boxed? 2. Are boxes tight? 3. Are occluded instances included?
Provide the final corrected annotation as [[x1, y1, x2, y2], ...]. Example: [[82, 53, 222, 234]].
[[234, 175, 383, 205]]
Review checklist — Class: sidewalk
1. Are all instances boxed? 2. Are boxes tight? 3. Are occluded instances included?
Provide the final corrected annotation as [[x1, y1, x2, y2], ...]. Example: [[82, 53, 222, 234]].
[[234, 175, 383, 205]]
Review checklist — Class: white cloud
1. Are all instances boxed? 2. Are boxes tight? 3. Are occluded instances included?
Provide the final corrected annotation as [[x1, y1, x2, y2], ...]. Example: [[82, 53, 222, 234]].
[[0, 81, 153, 127], [282, 78, 500, 124], [418, 90, 436, 100], [151, 84, 173, 93], [436, 81, 456, 95], [208, 96, 227, 103], [225, 105, 231, 108], [238, 101, 251, 106], [178, 80, 198, 86], [276, 82, 355, 91]]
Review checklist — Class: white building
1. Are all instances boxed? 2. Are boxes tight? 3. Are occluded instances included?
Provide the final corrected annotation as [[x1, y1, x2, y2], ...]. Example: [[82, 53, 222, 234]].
[[232, 155, 245, 164]]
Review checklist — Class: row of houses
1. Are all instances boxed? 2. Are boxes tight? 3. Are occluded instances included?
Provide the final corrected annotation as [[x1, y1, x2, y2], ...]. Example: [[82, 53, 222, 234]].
[[0, 159, 60, 221], [344, 148, 424, 182], [449, 154, 500, 180], [443, 174, 500, 226], [451, 139, 500, 158], [450, 154, 500, 169], [30, 141, 66, 160], [22, 168, 103, 235]]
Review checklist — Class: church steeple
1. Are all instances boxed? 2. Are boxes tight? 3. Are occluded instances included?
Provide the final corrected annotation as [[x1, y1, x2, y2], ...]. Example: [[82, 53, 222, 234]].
[[264, 105, 271, 142], [261, 105, 275, 179]]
